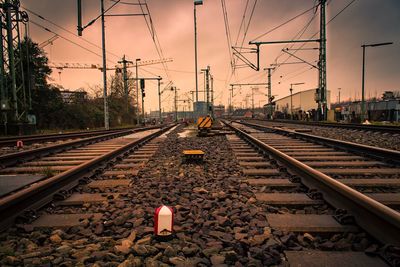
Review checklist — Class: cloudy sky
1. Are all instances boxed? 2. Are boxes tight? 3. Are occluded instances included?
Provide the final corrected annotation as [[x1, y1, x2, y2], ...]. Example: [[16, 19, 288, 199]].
[[22, 0, 400, 113]]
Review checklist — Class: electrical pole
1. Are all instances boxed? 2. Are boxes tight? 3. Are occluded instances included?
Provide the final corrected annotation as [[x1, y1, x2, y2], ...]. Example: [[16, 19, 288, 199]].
[[100, 0, 109, 129], [210, 75, 214, 118], [264, 67, 274, 118], [118, 55, 132, 113], [229, 85, 234, 115], [194, 0, 203, 115], [290, 87, 293, 119], [141, 80, 145, 125], [135, 59, 140, 124], [173, 86, 178, 122], [251, 87, 256, 115], [158, 78, 162, 123], [318, 0, 327, 121], [203, 66, 210, 114], [338, 87, 341, 104]]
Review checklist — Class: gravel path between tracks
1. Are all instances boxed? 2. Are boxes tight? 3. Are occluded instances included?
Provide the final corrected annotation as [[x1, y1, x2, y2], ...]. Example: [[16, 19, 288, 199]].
[[0, 126, 396, 266], [248, 120, 400, 151]]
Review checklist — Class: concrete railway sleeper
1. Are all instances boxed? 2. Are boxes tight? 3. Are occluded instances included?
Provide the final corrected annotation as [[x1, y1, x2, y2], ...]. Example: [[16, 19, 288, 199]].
[[0, 127, 153, 156], [224, 120, 400, 266]]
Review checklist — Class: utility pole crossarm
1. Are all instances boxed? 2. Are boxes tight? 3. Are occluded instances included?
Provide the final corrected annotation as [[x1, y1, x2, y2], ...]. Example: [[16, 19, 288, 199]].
[[230, 83, 268, 87], [249, 39, 320, 45], [232, 46, 259, 71]]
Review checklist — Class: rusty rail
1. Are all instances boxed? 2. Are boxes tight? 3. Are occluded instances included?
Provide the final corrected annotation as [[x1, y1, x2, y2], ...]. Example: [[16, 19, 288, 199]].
[[223, 120, 400, 246], [0, 124, 175, 231]]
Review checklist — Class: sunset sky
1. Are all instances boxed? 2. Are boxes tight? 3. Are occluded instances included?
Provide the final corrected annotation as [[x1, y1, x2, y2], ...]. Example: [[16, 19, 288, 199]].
[[22, 0, 400, 113]]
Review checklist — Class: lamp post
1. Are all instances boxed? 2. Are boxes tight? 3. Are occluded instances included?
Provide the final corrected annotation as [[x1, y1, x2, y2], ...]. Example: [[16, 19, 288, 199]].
[[194, 0, 203, 115], [290, 82, 305, 119], [135, 58, 141, 125], [361, 42, 393, 122], [338, 87, 341, 104]]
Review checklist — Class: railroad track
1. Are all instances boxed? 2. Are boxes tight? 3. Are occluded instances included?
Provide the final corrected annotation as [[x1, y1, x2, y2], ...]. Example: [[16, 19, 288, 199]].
[[242, 118, 400, 134], [224, 120, 400, 266], [0, 127, 138, 147], [0, 124, 174, 230], [0, 127, 150, 157], [0, 122, 399, 266]]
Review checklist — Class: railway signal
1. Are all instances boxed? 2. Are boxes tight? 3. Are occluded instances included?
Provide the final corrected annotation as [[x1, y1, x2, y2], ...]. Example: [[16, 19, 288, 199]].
[[140, 79, 146, 98]]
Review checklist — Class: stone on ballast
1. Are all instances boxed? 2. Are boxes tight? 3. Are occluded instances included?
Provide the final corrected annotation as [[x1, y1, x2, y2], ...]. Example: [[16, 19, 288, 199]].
[[136, 235, 151, 245], [193, 187, 208, 194], [210, 254, 225, 265], [182, 246, 199, 256], [114, 239, 133, 254], [94, 223, 104, 235], [56, 245, 72, 255], [202, 247, 220, 257], [49, 234, 62, 244]]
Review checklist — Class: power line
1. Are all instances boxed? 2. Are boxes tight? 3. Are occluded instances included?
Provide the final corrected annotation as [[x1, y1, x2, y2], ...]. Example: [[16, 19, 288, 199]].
[[274, 0, 357, 74], [109, 0, 143, 5], [138, 0, 172, 83], [251, 4, 317, 41], [21, 5, 121, 60], [239, 0, 257, 50], [30, 20, 117, 64], [221, 0, 234, 71], [234, 0, 250, 47], [273, 6, 318, 69]]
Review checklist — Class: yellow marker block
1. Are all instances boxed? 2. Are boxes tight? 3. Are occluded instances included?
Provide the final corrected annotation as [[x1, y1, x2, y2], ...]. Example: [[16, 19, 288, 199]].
[[182, 150, 205, 161], [183, 150, 205, 155]]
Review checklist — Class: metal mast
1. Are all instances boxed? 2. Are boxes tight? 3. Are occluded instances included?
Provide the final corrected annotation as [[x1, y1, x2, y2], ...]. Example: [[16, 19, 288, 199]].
[[0, 0, 30, 134], [265, 67, 274, 118], [318, 0, 327, 120], [100, 0, 109, 129]]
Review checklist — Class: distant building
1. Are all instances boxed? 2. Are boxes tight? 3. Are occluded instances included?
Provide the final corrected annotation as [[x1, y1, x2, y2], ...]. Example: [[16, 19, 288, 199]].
[[267, 88, 331, 116], [332, 91, 400, 122], [60, 90, 87, 103], [213, 104, 225, 117]]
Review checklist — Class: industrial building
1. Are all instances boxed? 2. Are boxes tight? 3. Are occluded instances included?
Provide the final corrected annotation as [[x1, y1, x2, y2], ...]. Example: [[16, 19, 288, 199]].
[[268, 88, 331, 119]]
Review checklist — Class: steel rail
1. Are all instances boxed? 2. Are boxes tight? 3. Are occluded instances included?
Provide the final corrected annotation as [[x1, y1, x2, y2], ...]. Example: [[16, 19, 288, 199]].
[[239, 120, 400, 165], [0, 124, 175, 231], [241, 118, 400, 134], [0, 126, 138, 147], [0, 125, 161, 168], [223, 120, 400, 246]]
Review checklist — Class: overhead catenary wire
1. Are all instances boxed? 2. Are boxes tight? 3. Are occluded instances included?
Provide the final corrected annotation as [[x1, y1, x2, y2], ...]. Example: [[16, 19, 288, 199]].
[[251, 4, 317, 42], [21, 5, 121, 60], [273, 6, 318, 69], [239, 0, 257, 50], [273, 0, 358, 78], [30, 20, 117, 65], [234, 0, 250, 47], [221, 0, 235, 71], [138, 0, 172, 83]]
